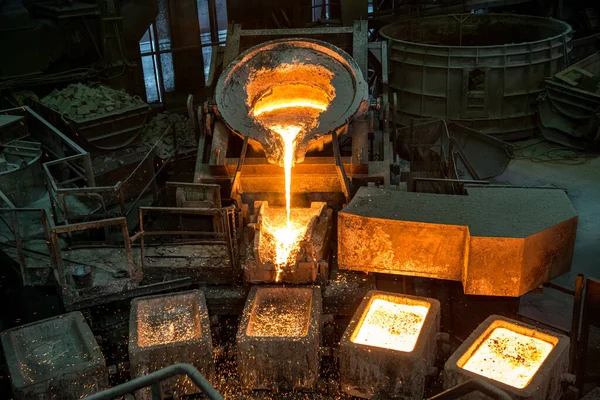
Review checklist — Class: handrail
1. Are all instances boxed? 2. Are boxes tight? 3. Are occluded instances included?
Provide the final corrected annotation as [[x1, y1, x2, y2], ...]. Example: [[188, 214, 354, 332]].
[[84, 363, 223, 400], [426, 379, 511, 400], [135, 205, 238, 272], [44, 123, 177, 221]]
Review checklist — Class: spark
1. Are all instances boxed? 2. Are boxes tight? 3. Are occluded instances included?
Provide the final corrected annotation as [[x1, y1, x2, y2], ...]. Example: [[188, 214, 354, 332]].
[[462, 327, 554, 388]]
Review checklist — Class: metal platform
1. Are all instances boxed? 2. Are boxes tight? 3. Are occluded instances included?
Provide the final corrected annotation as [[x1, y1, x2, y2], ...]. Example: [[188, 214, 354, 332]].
[[338, 186, 578, 296]]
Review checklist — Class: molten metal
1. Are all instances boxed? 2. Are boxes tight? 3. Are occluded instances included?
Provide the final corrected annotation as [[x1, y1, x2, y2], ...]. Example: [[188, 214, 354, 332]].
[[258, 203, 325, 279], [462, 327, 554, 389], [249, 62, 335, 280], [246, 290, 311, 337], [271, 124, 302, 225], [137, 305, 200, 348], [252, 84, 330, 117], [352, 298, 429, 352]]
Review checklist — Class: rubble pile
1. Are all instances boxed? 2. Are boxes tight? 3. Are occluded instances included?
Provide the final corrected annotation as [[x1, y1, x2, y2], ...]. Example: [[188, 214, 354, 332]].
[[141, 113, 197, 159], [40, 83, 146, 120]]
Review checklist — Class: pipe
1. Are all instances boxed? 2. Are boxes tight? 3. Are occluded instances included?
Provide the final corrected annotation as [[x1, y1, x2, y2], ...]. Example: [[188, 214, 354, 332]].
[[426, 379, 511, 400], [569, 274, 584, 373], [84, 363, 223, 400]]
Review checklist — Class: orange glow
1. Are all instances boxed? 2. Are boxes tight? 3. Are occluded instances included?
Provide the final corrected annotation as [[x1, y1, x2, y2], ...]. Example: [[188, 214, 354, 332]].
[[259, 203, 325, 281], [249, 63, 334, 280], [270, 124, 302, 225], [252, 84, 330, 118], [462, 327, 554, 388], [253, 100, 327, 116], [246, 290, 311, 337], [352, 298, 429, 352], [137, 305, 199, 348]]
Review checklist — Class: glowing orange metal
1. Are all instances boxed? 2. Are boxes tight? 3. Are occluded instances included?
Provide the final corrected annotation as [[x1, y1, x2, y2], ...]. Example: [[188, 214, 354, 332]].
[[137, 306, 199, 348], [249, 63, 334, 280], [258, 203, 324, 281], [462, 327, 554, 389], [351, 297, 429, 352]]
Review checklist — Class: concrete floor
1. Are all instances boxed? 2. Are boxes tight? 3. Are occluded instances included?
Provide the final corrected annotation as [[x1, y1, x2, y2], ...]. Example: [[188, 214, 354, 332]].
[[491, 139, 600, 331]]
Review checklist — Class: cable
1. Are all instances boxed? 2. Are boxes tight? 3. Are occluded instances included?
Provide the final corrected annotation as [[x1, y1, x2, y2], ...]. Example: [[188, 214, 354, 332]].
[[512, 140, 593, 165], [0, 65, 106, 90]]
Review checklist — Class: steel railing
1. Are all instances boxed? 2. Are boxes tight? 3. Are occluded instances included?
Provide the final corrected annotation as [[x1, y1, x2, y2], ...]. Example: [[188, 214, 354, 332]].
[[85, 366, 507, 400], [84, 363, 223, 400], [426, 379, 511, 400]]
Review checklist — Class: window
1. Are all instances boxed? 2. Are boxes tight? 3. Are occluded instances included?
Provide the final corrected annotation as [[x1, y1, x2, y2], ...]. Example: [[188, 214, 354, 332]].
[[312, 0, 330, 21], [139, 0, 175, 103], [198, 0, 228, 84], [139, 0, 228, 102]]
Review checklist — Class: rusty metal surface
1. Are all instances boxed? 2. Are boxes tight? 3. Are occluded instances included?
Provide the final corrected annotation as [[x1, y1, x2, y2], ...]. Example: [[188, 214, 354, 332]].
[[215, 38, 368, 163], [338, 186, 578, 296]]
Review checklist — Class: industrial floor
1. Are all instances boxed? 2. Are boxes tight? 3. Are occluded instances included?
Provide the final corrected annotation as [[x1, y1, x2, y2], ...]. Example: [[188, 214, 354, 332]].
[[491, 139, 600, 332]]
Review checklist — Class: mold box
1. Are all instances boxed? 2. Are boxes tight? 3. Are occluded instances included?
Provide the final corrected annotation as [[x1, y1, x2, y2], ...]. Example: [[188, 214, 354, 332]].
[[1, 311, 107, 400], [237, 286, 322, 390], [444, 315, 569, 400], [129, 290, 214, 399], [340, 290, 440, 399]]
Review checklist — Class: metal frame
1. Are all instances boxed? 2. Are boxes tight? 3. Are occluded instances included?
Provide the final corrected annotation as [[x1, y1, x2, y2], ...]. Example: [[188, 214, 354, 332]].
[[426, 379, 511, 400], [332, 130, 352, 202], [407, 119, 458, 193], [1, 106, 92, 170], [131, 205, 238, 272], [43, 123, 176, 224], [575, 277, 600, 396], [405, 119, 493, 193], [84, 363, 223, 400], [50, 217, 139, 307], [0, 208, 56, 285], [202, 20, 393, 195], [166, 181, 222, 208]]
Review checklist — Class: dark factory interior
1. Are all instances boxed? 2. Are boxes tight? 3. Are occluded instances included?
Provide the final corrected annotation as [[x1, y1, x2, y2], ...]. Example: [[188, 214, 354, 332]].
[[0, 0, 599, 399]]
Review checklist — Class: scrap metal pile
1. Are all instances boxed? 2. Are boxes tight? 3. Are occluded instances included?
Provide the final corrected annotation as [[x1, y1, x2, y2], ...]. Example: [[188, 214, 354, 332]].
[[141, 113, 197, 158], [40, 83, 146, 120]]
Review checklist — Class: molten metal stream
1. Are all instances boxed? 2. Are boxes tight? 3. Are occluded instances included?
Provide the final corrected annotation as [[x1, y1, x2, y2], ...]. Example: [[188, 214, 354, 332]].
[[269, 124, 304, 281], [249, 64, 334, 279], [252, 97, 330, 279], [270, 125, 302, 225]]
